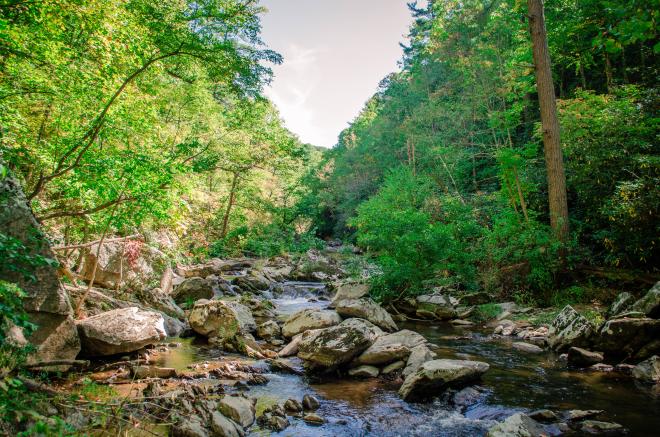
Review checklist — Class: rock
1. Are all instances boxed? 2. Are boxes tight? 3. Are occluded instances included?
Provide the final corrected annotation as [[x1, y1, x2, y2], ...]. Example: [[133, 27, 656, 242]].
[[486, 413, 545, 437], [258, 413, 289, 432], [268, 358, 303, 375], [579, 420, 625, 435], [398, 359, 489, 401], [348, 365, 379, 378], [218, 395, 255, 428], [210, 411, 244, 437], [298, 318, 382, 369], [173, 417, 209, 437], [567, 347, 604, 368], [330, 282, 369, 307], [142, 288, 186, 319], [162, 314, 187, 337], [188, 300, 256, 341], [589, 363, 614, 372], [131, 366, 177, 379], [450, 319, 474, 326], [512, 342, 543, 354], [282, 309, 341, 338], [459, 292, 491, 306], [567, 410, 603, 421], [631, 282, 660, 318], [284, 399, 303, 413], [592, 317, 660, 359], [632, 355, 660, 384], [528, 409, 558, 423], [80, 239, 168, 291], [0, 171, 80, 367], [278, 334, 303, 357], [402, 344, 436, 379], [257, 320, 281, 340], [452, 386, 483, 407], [415, 294, 458, 320], [608, 292, 635, 317], [614, 363, 636, 375], [172, 277, 215, 305], [302, 394, 320, 411], [382, 360, 406, 375], [335, 298, 398, 331], [547, 305, 593, 351], [240, 296, 275, 319], [293, 249, 344, 281], [235, 272, 270, 292], [355, 329, 427, 365], [303, 413, 325, 425], [76, 307, 166, 356], [178, 258, 254, 278]]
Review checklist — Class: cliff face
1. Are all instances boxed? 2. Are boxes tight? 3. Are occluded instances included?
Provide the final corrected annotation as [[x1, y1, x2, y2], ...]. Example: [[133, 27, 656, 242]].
[[0, 170, 80, 365]]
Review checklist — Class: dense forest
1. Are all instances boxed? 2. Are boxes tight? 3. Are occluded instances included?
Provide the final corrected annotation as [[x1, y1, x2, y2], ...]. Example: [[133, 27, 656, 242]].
[[0, 0, 659, 436]]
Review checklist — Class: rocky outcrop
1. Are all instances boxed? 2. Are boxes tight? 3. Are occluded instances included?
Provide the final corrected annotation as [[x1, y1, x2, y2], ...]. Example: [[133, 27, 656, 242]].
[[330, 282, 369, 307], [631, 282, 660, 318], [76, 307, 166, 356], [592, 317, 660, 360], [608, 292, 634, 318], [292, 249, 345, 281], [415, 293, 458, 320], [486, 413, 545, 437], [547, 305, 593, 351], [188, 300, 256, 341], [218, 395, 256, 428], [257, 320, 281, 340], [355, 329, 427, 365], [335, 298, 398, 331], [172, 277, 216, 304], [399, 359, 489, 401], [632, 355, 659, 384], [298, 318, 382, 369], [0, 170, 80, 366], [282, 308, 341, 338]]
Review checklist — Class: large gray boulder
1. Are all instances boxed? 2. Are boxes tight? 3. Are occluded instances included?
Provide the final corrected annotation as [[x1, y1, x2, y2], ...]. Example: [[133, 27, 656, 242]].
[[335, 298, 398, 331], [398, 359, 489, 401], [282, 308, 341, 338], [76, 307, 166, 356], [218, 395, 256, 428], [330, 282, 369, 307], [298, 318, 382, 369], [547, 305, 593, 351], [172, 277, 215, 304], [415, 293, 458, 320], [486, 413, 546, 437], [188, 300, 256, 341], [402, 344, 436, 379], [355, 329, 427, 365], [608, 292, 635, 318], [632, 355, 660, 384], [631, 282, 660, 318], [0, 170, 80, 366], [592, 317, 660, 359]]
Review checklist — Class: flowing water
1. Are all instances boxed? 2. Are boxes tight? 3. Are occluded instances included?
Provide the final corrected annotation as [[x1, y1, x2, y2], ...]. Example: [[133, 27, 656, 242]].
[[155, 283, 660, 436]]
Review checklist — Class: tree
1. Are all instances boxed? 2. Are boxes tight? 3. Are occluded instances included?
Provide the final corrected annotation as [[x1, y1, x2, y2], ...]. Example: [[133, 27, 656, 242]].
[[527, 0, 569, 242]]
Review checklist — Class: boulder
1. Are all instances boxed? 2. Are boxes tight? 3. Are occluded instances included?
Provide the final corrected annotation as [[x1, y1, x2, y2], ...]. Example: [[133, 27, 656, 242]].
[[141, 288, 185, 319], [240, 296, 275, 319], [486, 413, 545, 437], [402, 344, 435, 379], [210, 411, 243, 437], [632, 355, 660, 384], [235, 272, 270, 292], [257, 320, 281, 340], [284, 399, 303, 413], [298, 318, 382, 369], [188, 300, 256, 341], [398, 359, 489, 401], [80, 240, 168, 291], [579, 420, 625, 435], [382, 360, 406, 375], [592, 317, 660, 359], [512, 342, 543, 354], [608, 292, 635, 318], [567, 347, 604, 368], [131, 366, 177, 379], [415, 294, 458, 320], [172, 277, 215, 305], [348, 365, 379, 378], [547, 305, 593, 351], [282, 309, 341, 338], [335, 298, 398, 331], [178, 258, 254, 278], [631, 282, 660, 318], [330, 282, 369, 307], [0, 170, 80, 366], [459, 291, 491, 306], [355, 329, 427, 365], [218, 395, 255, 428], [76, 307, 166, 356], [173, 417, 209, 437], [302, 394, 320, 411], [292, 249, 344, 280]]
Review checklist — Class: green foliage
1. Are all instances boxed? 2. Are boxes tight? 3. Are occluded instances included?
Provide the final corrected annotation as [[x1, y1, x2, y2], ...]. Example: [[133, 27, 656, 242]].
[[209, 224, 324, 258], [471, 303, 502, 323], [0, 281, 35, 370]]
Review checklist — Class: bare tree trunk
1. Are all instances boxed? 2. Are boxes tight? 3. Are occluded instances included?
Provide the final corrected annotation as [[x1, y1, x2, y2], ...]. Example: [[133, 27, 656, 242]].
[[220, 172, 239, 238], [528, 0, 569, 242]]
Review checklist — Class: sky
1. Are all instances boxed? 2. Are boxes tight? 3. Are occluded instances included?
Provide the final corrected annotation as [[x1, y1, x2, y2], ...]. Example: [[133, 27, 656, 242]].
[[259, 0, 414, 148]]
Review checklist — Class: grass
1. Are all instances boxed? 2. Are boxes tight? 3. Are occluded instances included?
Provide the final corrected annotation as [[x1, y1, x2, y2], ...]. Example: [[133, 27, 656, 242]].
[[470, 303, 502, 322]]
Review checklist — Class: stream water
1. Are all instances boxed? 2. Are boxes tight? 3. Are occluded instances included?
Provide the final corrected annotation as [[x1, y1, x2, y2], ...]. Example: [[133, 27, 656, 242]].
[[154, 282, 660, 436]]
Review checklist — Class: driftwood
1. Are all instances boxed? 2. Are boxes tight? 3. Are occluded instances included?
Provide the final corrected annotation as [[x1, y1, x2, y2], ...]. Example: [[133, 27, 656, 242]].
[[52, 234, 143, 251], [16, 376, 61, 396]]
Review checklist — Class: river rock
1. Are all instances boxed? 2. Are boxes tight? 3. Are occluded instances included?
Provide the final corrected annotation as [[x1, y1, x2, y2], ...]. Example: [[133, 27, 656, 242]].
[[632, 355, 660, 384], [528, 409, 558, 423], [567, 347, 604, 368], [382, 360, 406, 375], [210, 411, 243, 437], [76, 307, 166, 356], [142, 287, 186, 319], [608, 292, 635, 317], [579, 420, 625, 435], [188, 300, 256, 341], [486, 413, 545, 437], [348, 365, 379, 378], [298, 318, 382, 369], [592, 317, 660, 359], [355, 329, 427, 365], [235, 272, 270, 292], [402, 344, 435, 379], [335, 298, 398, 331], [172, 277, 215, 304], [547, 305, 593, 351], [303, 413, 325, 425], [512, 342, 543, 354], [278, 333, 303, 357], [330, 281, 369, 307], [302, 394, 320, 411], [178, 258, 254, 278], [631, 282, 660, 318], [257, 320, 281, 340], [415, 294, 458, 320], [218, 395, 255, 428], [131, 365, 177, 379], [173, 417, 209, 437], [567, 409, 603, 421], [459, 291, 491, 306], [284, 399, 303, 413], [398, 359, 489, 401], [282, 309, 341, 338], [240, 296, 276, 319]]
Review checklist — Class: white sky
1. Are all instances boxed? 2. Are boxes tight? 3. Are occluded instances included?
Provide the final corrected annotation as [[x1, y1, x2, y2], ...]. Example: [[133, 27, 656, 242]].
[[259, 0, 414, 148]]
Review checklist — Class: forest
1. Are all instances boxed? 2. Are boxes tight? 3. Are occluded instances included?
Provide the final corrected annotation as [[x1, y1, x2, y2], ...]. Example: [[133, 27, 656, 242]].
[[0, 0, 658, 436]]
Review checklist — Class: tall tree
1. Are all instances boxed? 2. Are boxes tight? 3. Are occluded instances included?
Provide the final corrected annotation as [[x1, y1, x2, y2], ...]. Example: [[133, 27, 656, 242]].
[[527, 0, 569, 242]]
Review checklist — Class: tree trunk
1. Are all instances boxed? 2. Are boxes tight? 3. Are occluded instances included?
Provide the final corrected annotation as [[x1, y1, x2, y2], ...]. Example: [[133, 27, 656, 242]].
[[527, 0, 569, 242], [220, 172, 239, 238]]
